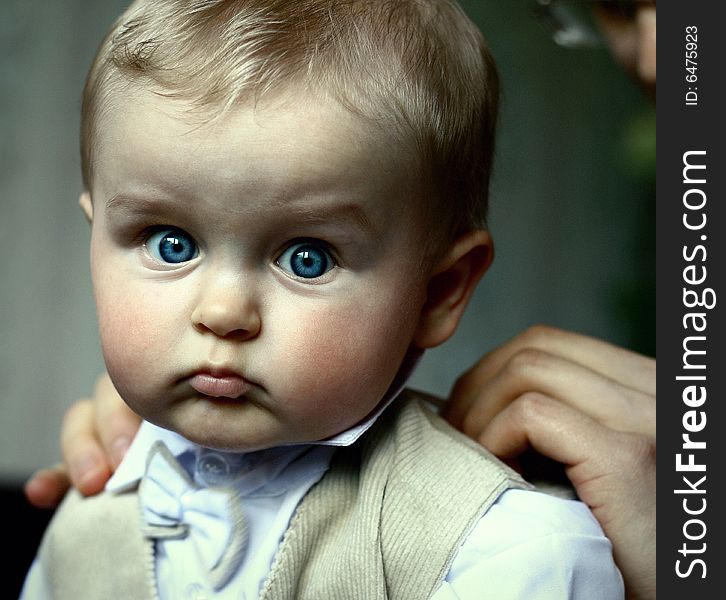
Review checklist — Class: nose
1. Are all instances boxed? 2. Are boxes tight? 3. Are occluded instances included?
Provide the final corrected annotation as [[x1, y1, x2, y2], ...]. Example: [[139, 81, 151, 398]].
[[191, 275, 261, 340]]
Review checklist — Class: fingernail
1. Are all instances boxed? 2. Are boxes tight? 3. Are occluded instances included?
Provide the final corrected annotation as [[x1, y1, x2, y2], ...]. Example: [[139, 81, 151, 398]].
[[71, 455, 101, 487], [110, 436, 132, 467]]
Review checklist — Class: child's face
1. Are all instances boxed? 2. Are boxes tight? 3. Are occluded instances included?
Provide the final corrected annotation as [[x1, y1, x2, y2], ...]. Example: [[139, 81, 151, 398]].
[[86, 88, 435, 451]]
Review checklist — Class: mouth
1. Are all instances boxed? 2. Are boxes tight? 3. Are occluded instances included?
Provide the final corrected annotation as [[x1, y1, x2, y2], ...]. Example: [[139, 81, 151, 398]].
[[188, 370, 253, 399]]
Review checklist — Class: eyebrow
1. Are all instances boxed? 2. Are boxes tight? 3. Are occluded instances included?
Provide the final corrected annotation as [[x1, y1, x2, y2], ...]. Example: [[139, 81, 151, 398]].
[[105, 194, 177, 215], [285, 201, 377, 237], [105, 193, 378, 237]]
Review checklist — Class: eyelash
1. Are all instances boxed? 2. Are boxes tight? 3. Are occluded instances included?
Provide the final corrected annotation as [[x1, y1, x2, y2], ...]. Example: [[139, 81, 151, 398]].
[[144, 227, 199, 264], [275, 238, 338, 282], [137, 227, 339, 280]]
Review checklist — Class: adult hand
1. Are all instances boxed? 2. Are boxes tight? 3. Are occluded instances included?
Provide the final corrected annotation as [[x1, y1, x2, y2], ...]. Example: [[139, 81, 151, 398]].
[[444, 325, 655, 600], [24, 374, 141, 508]]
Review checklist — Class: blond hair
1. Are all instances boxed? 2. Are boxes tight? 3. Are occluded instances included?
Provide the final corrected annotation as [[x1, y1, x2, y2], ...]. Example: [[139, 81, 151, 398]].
[[81, 0, 499, 236]]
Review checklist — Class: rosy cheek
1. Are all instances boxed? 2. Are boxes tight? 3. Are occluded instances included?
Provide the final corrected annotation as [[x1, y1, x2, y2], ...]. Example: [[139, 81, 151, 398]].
[[95, 280, 170, 380], [275, 306, 410, 415], [98, 301, 146, 376]]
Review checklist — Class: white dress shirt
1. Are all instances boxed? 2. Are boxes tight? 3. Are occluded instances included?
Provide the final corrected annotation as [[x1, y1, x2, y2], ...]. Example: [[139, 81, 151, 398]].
[[22, 413, 624, 599]]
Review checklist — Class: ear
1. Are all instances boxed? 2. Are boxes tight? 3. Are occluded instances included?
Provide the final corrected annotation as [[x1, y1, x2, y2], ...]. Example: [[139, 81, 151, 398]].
[[413, 229, 493, 349], [79, 191, 93, 223]]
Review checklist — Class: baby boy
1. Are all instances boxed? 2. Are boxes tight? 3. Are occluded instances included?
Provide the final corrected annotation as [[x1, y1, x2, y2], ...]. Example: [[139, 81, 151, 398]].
[[22, 0, 623, 598]]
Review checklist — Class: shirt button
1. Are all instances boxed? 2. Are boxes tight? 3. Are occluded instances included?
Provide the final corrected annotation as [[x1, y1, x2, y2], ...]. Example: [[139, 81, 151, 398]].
[[185, 582, 208, 600], [196, 451, 232, 485]]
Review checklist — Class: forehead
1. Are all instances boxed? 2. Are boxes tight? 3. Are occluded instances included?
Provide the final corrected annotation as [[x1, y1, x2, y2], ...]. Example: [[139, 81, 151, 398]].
[[92, 86, 424, 218]]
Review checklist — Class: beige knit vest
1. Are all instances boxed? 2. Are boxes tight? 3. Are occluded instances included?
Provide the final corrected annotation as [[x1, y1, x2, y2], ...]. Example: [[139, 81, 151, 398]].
[[35, 393, 528, 599]]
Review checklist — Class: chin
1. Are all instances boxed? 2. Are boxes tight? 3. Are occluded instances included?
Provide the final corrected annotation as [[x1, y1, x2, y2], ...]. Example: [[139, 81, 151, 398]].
[[174, 423, 280, 452]]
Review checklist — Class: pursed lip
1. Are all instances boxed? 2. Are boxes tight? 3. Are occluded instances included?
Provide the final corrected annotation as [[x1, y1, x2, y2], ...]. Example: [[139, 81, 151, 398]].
[[187, 367, 254, 399]]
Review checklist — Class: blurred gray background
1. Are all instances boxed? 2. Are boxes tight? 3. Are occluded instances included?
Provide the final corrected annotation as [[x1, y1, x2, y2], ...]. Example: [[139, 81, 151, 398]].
[[0, 0, 655, 484]]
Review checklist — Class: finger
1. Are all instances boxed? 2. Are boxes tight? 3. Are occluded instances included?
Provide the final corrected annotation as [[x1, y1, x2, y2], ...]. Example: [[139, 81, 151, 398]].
[[478, 393, 656, 600], [485, 325, 655, 394], [459, 348, 655, 440], [476, 392, 642, 484], [60, 399, 114, 496], [446, 325, 655, 425], [92, 373, 141, 468], [23, 464, 71, 509], [476, 392, 655, 496], [475, 392, 588, 462]]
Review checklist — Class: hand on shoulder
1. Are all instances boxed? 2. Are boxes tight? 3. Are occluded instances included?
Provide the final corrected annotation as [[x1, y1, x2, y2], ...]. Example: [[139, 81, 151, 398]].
[[444, 325, 655, 600], [24, 374, 140, 508]]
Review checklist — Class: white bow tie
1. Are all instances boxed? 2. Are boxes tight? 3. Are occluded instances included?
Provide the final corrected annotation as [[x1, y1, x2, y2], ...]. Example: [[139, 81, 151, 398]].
[[139, 441, 248, 590]]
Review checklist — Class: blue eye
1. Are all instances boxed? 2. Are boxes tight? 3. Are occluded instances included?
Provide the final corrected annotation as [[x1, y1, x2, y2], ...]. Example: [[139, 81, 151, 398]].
[[277, 241, 334, 279], [146, 228, 198, 264]]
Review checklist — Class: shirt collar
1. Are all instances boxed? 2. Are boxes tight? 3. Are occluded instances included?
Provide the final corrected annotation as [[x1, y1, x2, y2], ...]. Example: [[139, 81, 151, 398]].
[[106, 349, 422, 492]]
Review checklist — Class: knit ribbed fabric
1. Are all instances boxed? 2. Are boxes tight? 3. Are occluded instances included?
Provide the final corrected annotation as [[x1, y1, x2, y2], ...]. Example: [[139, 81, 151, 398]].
[[258, 394, 528, 599], [31, 392, 527, 600], [38, 488, 158, 599]]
